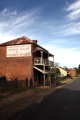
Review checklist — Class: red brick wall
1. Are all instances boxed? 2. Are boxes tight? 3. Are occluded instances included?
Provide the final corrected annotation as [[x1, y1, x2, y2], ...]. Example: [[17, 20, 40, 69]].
[[0, 46, 32, 81], [69, 69, 76, 77]]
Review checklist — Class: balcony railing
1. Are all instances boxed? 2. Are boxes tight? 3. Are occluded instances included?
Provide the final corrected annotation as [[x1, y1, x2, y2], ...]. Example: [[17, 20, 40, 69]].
[[34, 57, 53, 66]]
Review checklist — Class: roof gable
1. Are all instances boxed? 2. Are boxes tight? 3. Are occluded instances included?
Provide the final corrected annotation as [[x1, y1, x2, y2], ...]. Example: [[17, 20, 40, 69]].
[[0, 36, 33, 46], [58, 66, 68, 72]]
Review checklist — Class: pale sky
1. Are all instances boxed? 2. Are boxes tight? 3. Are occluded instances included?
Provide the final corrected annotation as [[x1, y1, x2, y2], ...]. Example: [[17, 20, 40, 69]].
[[0, 0, 80, 68]]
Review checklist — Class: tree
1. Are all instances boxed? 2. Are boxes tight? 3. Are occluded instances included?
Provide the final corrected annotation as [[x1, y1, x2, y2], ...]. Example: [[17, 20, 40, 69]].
[[75, 65, 80, 75], [50, 67, 61, 77], [78, 65, 80, 74], [55, 68, 61, 77], [54, 62, 60, 67], [74, 67, 78, 76]]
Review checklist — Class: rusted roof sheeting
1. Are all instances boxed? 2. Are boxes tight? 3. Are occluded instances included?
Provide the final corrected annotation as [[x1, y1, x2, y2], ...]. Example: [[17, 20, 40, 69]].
[[0, 36, 33, 46]]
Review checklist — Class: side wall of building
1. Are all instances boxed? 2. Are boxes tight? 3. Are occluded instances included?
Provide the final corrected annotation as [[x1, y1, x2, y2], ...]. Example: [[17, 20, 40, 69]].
[[0, 45, 32, 81], [69, 69, 76, 77], [58, 67, 67, 77]]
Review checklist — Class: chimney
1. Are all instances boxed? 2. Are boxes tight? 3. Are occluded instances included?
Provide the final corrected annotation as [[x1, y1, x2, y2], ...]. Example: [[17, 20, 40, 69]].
[[33, 40, 37, 44]]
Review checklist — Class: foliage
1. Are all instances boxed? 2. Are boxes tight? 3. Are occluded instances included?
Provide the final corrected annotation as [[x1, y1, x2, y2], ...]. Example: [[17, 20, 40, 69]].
[[48, 67, 61, 77], [74, 65, 80, 75], [77, 65, 80, 74], [55, 68, 61, 76]]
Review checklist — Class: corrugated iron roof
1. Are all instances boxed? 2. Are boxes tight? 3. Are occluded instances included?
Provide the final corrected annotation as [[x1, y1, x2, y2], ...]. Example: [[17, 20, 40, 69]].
[[0, 36, 33, 46]]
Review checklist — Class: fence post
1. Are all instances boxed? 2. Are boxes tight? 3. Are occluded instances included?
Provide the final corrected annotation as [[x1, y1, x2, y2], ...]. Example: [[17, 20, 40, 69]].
[[30, 78, 33, 88], [26, 78, 28, 88]]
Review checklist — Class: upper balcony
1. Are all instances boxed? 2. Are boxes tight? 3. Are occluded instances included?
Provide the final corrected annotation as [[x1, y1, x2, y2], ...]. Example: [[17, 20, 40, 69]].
[[34, 57, 53, 66]]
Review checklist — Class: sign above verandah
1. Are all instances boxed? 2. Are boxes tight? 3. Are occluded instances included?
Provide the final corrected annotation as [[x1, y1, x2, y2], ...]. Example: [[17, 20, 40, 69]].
[[6, 44, 31, 57]]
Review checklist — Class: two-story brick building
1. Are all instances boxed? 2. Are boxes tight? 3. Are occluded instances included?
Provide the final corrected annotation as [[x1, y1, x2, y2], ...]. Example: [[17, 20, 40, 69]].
[[0, 36, 54, 88]]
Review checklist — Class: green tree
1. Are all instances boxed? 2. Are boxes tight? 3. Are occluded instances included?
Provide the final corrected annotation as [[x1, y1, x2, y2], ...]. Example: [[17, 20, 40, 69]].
[[55, 68, 61, 77], [77, 64, 80, 75], [50, 67, 61, 77], [74, 67, 78, 76]]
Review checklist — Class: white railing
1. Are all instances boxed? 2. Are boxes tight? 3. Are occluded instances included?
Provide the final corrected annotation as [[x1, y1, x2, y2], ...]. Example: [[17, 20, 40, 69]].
[[34, 57, 53, 66]]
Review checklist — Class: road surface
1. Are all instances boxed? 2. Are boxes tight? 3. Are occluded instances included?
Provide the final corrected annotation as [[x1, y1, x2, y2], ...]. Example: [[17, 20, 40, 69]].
[[8, 78, 80, 120]]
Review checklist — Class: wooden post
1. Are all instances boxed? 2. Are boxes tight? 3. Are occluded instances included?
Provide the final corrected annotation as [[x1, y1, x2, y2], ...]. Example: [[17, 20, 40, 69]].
[[43, 65, 45, 87], [48, 53, 49, 66], [53, 55, 54, 66], [44, 74, 45, 87], [50, 75, 51, 87], [41, 51, 43, 64]]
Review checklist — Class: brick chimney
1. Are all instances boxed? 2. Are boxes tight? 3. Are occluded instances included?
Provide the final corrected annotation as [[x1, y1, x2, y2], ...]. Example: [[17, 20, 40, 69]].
[[32, 40, 37, 44]]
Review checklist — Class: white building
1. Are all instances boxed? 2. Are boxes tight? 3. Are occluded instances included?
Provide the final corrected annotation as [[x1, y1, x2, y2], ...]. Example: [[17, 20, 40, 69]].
[[57, 67, 67, 77]]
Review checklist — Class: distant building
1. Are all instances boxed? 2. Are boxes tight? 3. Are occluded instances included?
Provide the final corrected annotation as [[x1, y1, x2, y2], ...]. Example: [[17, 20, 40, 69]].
[[57, 66, 67, 77], [69, 69, 76, 77], [0, 36, 54, 87]]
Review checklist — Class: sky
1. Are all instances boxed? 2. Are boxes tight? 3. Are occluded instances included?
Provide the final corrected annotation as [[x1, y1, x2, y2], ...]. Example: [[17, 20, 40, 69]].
[[0, 0, 80, 68]]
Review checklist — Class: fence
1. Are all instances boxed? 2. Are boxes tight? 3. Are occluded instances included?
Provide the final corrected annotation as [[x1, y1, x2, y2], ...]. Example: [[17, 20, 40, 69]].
[[0, 76, 33, 93]]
